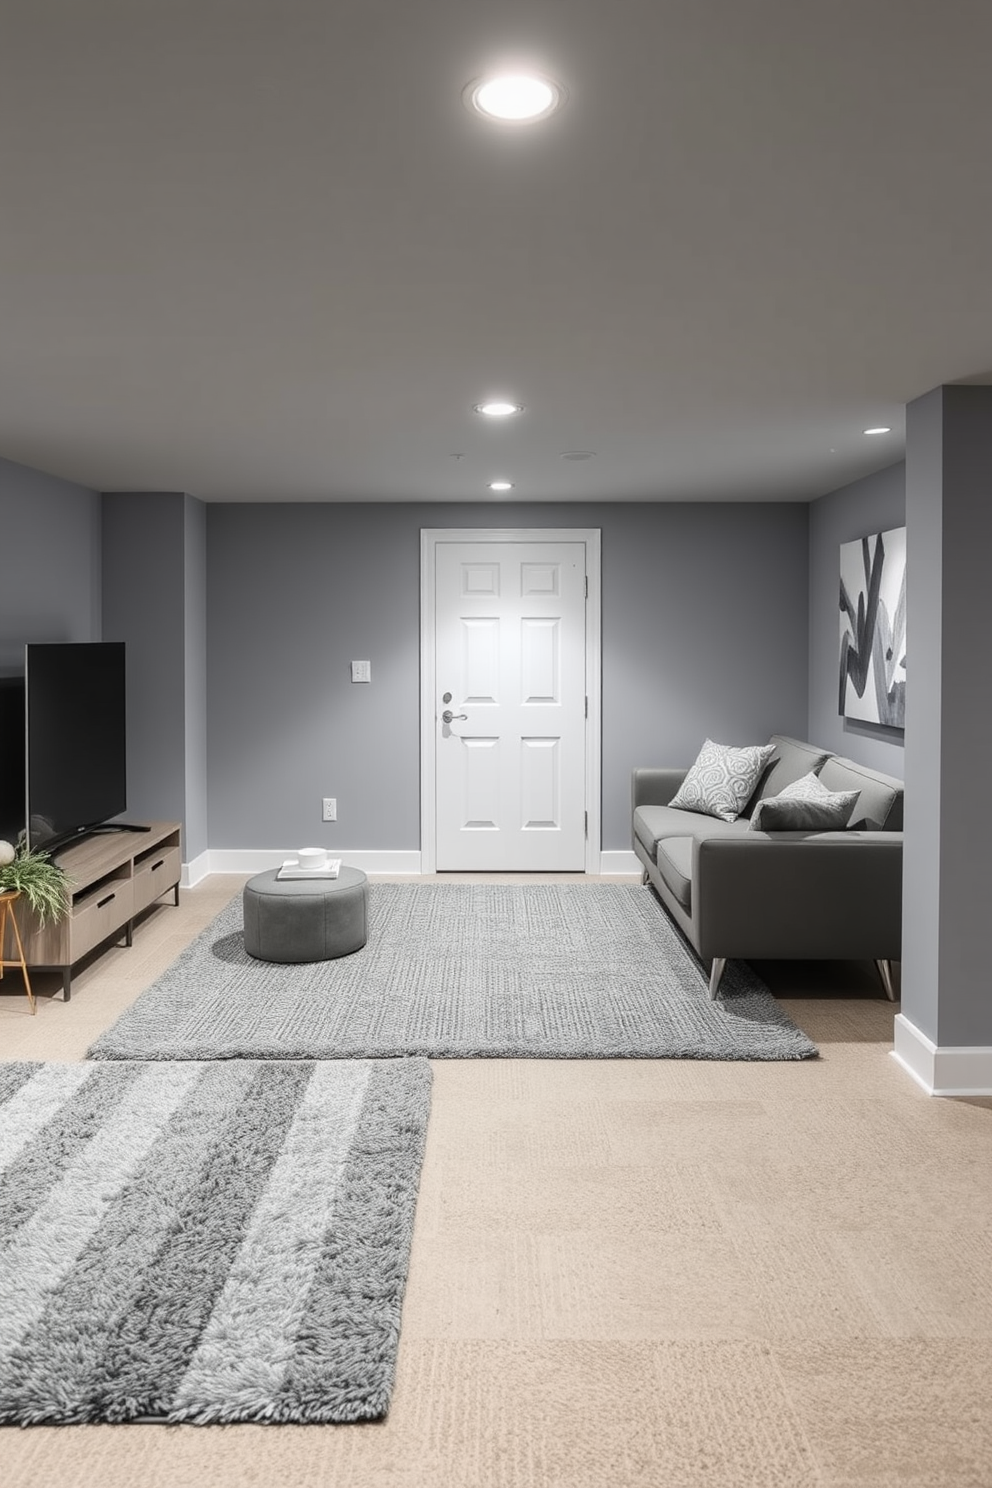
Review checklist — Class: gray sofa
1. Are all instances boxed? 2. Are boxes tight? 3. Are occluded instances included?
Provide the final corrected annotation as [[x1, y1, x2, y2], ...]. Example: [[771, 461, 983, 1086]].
[[632, 735, 903, 999]]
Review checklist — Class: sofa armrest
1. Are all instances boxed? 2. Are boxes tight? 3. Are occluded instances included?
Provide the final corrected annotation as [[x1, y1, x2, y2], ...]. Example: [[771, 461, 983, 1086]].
[[692, 832, 903, 961], [632, 768, 689, 811]]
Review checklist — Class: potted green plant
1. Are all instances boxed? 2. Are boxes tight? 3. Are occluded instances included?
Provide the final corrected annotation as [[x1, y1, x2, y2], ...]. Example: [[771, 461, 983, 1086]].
[[0, 837, 72, 925]]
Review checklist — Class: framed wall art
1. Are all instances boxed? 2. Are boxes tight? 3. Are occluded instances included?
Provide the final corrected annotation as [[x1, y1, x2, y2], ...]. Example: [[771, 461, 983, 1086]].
[[839, 526, 906, 726]]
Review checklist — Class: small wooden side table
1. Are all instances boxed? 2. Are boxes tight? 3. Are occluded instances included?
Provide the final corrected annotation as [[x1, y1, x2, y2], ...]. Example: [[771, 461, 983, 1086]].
[[0, 890, 35, 1015]]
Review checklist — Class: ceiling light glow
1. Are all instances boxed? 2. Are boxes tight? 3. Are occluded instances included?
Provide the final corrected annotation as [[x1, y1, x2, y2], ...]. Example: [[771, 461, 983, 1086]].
[[863, 426, 892, 436], [467, 73, 563, 123], [474, 401, 523, 417], [488, 480, 514, 491]]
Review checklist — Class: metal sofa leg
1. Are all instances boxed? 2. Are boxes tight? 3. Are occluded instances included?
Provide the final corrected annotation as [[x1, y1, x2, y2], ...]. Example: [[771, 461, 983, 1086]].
[[641, 867, 650, 886], [874, 959, 897, 1001], [708, 957, 726, 1000]]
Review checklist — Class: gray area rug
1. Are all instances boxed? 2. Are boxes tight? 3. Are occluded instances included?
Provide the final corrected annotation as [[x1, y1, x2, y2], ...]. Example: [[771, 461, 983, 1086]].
[[89, 883, 817, 1062], [0, 1057, 431, 1425]]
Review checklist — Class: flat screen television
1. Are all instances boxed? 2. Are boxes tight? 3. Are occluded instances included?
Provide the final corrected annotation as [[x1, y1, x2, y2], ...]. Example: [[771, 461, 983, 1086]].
[[0, 674, 26, 844], [25, 642, 128, 853]]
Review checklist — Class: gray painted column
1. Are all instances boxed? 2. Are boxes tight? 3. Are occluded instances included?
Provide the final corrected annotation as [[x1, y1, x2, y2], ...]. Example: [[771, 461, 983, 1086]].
[[102, 492, 207, 864], [902, 385, 992, 1050], [0, 457, 102, 672], [183, 495, 209, 863]]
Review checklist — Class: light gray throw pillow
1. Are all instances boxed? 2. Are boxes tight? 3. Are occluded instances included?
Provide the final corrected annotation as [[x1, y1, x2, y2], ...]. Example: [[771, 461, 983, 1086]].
[[669, 738, 776, 823]]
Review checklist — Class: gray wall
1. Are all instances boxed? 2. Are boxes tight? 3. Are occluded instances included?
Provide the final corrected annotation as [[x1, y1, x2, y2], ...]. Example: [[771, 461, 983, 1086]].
[[0, 456, 102, 674], [807, 462, 906, 773], [207, 501, 811, 851]]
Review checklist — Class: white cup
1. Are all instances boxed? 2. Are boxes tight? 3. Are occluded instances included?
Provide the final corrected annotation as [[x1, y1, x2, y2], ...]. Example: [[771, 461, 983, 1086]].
[[296, 847, 328, 869]]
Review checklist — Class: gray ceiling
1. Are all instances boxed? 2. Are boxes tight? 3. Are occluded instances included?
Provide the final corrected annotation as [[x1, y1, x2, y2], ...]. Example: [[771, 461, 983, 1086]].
[[2, 0, 991, 504]]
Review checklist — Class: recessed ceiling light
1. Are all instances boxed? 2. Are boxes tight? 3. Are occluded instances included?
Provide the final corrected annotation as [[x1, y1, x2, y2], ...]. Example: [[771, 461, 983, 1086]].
[[863, 426, 892, 436], [473, 400, 524, 417], [488, 480, 514, 491], [465, 72, 564, 123], [561, 450, 595, 461]]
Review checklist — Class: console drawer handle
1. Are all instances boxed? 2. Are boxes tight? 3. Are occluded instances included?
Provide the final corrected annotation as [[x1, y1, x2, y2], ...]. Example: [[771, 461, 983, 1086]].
[[151, 859, 165, 871], [97, 893, 115, 909]]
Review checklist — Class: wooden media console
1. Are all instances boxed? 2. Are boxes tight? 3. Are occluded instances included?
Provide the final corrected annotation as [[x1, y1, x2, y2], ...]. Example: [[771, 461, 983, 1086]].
[[3, 821, 182, 1000]]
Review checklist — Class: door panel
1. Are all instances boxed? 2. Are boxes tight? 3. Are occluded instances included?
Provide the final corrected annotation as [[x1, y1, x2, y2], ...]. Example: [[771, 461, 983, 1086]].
[[520, 736, 560, 830], [462, 618, 499, 703], [463, 562, 500, 596], [435, 540, 586, 870], [461, 737, 500, 830], [521, 617, 559, 703]]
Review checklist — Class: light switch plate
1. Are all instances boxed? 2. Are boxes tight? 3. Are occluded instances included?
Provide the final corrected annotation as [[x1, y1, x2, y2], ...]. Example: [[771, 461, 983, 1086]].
[[351, 659, 371, 683]]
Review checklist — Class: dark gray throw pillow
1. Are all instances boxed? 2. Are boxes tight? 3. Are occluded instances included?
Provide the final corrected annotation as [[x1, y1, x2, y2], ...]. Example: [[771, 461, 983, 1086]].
[[750, 795, 858, 832]]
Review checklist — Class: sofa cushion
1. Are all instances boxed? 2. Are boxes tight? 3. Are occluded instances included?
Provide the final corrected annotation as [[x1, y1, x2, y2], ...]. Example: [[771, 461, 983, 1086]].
[[818, 756, 903, 830], [668, 738, 776, 822], [746, 735, 832, 812], [634, 805, 748, 860], [749, 770, 860, 831], [656, 836, 693, 909]]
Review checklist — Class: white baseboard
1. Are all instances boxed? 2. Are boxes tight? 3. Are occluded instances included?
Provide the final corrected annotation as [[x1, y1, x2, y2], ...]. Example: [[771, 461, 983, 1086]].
[[186, 848, 639, 880], [181, 851, 212, 889], [892, 1013, 992, 1097], [197, 849, 423, 878]]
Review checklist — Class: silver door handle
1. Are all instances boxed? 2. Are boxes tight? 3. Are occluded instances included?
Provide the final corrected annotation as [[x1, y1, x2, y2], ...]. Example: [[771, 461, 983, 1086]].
[[442, 710, 467, 723]]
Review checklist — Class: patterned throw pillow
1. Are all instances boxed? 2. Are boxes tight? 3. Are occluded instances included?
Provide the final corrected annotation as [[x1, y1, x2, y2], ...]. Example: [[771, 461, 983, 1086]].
[[749, 770, 860, 831], [669, 738, 776, 823]]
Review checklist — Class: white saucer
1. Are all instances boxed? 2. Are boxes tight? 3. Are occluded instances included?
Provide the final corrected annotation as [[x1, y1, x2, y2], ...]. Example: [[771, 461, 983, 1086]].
[[276, 858, 342, 880]]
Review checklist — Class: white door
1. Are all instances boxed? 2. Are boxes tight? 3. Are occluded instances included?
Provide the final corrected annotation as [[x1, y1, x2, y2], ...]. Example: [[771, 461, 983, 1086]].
[[432, 538, 589, 871]]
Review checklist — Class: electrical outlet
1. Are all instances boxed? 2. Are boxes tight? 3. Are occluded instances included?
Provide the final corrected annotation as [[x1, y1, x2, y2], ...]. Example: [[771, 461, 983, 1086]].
[[322, 798, 337, 822], [350, 659, 371, 683]]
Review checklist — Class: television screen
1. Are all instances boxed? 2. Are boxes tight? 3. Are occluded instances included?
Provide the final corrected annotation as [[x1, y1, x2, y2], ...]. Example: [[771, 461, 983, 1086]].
[[26, 642, 127, 851], [0, 675, 26, 844]]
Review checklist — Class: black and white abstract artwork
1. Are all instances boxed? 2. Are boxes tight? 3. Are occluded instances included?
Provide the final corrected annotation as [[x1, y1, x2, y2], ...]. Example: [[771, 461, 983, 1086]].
[[839, 526, 906, 726]]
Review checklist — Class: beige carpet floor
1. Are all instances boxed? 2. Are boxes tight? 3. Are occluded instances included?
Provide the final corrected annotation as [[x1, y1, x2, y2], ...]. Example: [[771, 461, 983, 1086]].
[[1, 874, 990, 1488]]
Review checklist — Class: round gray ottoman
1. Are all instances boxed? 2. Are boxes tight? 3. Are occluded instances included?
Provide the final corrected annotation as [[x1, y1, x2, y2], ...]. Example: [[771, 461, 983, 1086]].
[[243, 867, 368, 963]]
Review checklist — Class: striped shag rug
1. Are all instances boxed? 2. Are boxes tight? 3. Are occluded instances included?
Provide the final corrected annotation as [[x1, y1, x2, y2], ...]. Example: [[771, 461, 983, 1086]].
[[89, 883, 817, 1062], [0, 1057, 431, 1425]]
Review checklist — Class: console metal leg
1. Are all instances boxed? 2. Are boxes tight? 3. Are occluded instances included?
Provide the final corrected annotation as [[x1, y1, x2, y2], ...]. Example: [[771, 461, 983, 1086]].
[[709, 957, 727, 1000], [874, 958, 897, 1001], [174, 883, 181, 906], [62, 969, 71, 1002]]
